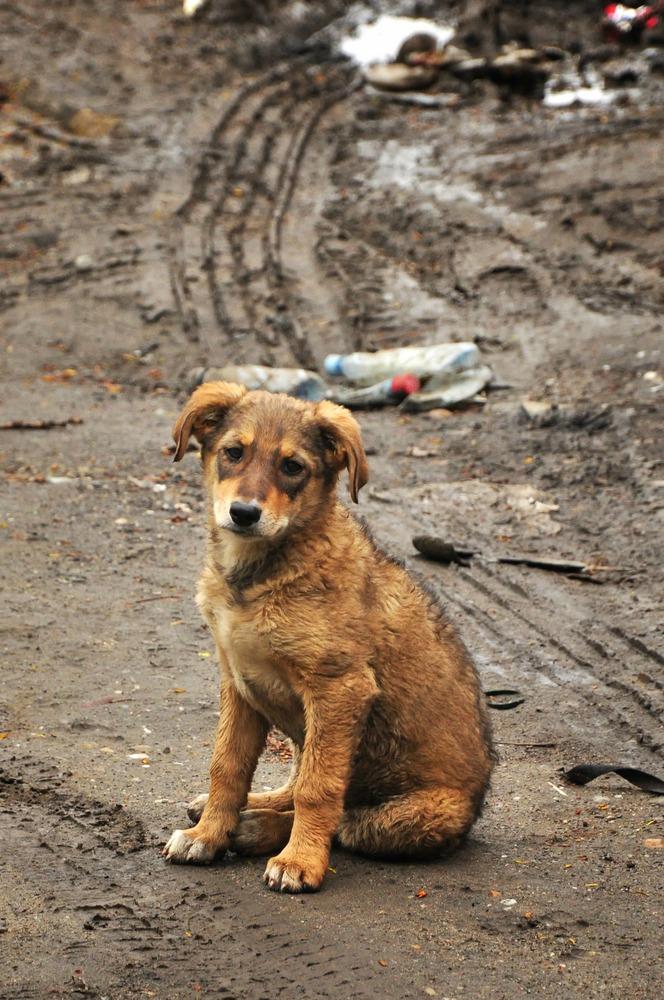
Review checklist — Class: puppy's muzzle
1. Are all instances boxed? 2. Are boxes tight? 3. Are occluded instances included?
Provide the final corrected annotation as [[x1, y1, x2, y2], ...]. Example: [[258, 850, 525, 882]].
[[229, 501, 262, 530]]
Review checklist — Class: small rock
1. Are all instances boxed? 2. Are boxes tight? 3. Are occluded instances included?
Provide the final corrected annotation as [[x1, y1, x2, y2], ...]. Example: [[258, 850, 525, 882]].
[[74, 254, 94, 272], [520, 398, 553, 422], [62, 166, 92, 187]]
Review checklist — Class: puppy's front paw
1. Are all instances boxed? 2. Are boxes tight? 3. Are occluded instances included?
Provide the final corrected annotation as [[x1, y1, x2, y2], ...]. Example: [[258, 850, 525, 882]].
[[263, 849, 327, 893], [162, 824, 227, 865]]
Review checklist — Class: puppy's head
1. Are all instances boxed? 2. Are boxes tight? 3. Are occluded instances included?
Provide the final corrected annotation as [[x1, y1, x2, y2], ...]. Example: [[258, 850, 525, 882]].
[[172, 382, 368, 542]]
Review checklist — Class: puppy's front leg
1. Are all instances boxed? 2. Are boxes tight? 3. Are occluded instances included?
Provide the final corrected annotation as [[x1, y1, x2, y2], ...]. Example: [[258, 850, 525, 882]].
[[264, 668, 377, 893], [164, 675, 268, 864]]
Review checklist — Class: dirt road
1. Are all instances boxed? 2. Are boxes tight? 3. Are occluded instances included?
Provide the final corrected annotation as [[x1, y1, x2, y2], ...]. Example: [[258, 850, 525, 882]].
[[1, 2, 662, 997]]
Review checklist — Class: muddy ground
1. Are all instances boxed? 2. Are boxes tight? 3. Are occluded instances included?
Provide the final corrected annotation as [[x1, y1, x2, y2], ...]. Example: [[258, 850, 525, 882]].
[[1, 2, 663, 998]]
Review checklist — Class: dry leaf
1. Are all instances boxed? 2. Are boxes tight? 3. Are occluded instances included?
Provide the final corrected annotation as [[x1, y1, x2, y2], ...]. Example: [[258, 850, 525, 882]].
[[68, 108, 119, 138]]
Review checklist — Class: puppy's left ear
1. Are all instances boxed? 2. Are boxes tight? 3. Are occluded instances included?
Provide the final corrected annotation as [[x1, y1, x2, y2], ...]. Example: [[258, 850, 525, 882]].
[[172, 381, 246, 461], [315, 400, 369, 503]]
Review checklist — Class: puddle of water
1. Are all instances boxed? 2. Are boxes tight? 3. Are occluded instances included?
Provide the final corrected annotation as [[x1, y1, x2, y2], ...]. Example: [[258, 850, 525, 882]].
[[356, 139, 482, 204], [355, 139, 545, 236]]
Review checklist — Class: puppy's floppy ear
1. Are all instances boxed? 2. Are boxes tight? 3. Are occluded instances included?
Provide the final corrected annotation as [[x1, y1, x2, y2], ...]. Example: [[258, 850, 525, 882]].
[[172, 381, 246, 462], [315, 400, 369, 503]]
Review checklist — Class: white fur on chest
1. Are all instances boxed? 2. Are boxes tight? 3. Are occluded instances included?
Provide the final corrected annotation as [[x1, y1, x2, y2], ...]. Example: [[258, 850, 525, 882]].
[[209, 603, 298, 724]]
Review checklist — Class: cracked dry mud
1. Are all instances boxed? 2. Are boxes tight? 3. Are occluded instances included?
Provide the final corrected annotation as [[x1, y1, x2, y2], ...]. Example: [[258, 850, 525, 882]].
[[1, 2, 662, 998]]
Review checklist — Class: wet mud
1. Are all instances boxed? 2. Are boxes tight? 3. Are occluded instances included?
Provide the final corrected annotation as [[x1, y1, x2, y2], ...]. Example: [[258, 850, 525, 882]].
[[1, 2, 662, 997]]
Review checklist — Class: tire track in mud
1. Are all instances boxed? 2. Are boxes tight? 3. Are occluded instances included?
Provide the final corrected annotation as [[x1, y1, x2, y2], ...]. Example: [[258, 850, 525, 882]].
[[167, 60, 354, 367], [1, 761, 387, 1000], [418, 560, 663, 758]]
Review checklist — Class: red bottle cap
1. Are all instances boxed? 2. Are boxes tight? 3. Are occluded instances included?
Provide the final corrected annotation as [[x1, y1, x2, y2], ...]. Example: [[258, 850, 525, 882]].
[[390, 373, 421, 397]]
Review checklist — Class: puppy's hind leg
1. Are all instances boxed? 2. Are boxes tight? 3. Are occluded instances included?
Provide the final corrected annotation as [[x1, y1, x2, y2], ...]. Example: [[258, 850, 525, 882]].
[[246, 743, 300, 812], [336, 786, 481, 860], [231, 809, 294, 856], [187, 792, 209, 824], [188, 744, 299, 821]]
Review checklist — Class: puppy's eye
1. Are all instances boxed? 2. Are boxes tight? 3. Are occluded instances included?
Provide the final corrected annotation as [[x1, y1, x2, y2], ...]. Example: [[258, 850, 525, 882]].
[[282, 458, 304, 477], [225, 445, 243, 462]]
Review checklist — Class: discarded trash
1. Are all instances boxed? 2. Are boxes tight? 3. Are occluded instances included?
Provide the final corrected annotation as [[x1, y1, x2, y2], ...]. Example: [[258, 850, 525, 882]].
[[406, 44, 473, 68], [193, 346, 490, 413], [366, 88, 460, 109], [563, 763, 664, 796], [544, 81, 618, 108], [188, 364, 328, 401], [183, 0, 209, 16], [0, 416, 82, 431], [485, 689, 525, 711], [602, 3, 661, 43], [413, 534, 594, 577], [412, 538, 473, 565], [340, 16, 454, 69], [328, 373, 420, 408], [401, 365, 492, 412], [325, 343, 480, 384], [364, 63, 438, 92], [489, 46, 550, 95]]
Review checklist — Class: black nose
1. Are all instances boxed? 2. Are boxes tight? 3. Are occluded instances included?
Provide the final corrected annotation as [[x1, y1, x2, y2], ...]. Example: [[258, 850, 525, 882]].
[[229, 501, 262, 528]]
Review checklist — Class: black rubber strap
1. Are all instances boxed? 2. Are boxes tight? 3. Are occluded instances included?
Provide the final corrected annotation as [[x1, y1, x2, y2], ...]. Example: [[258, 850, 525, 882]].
[[485, 688, 525, 710], [563, 763, 664, 795]]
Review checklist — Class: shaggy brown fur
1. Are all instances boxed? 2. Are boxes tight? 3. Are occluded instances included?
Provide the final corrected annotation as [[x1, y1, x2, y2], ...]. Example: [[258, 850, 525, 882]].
[[162, 382, 494, 893]]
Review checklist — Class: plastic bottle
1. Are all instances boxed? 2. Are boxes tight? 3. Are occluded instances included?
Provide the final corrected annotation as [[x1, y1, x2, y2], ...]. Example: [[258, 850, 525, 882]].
[[401, 365, 493, 412], [328, 373, 421, 408], [324, 342, 480, 384], [187, 365, 328, 401]]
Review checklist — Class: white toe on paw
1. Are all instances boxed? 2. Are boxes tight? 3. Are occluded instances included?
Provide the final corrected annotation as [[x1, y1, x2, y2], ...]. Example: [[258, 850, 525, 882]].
[[263, 860, 308, 893], [263, 861, 282, 890], [280, 869, 304, 893], [163, 828, 216, 864]]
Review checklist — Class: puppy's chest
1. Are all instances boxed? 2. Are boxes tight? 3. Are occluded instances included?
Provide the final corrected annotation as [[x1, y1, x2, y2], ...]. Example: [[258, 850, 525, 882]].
[[211, 603, 301, 732]]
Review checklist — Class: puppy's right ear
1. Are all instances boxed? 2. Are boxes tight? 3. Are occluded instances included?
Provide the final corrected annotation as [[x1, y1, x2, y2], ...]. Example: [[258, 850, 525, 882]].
[[172, 381, 246, 462]]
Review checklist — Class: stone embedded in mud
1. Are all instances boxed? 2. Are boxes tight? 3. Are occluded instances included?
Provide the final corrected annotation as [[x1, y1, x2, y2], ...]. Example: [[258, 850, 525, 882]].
[[74, 254, 94, 272], [364, 63, 438, 92]]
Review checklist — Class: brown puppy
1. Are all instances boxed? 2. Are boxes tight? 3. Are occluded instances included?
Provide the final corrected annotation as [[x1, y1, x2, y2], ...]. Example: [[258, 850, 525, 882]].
[[163, 382, 494, 892]]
